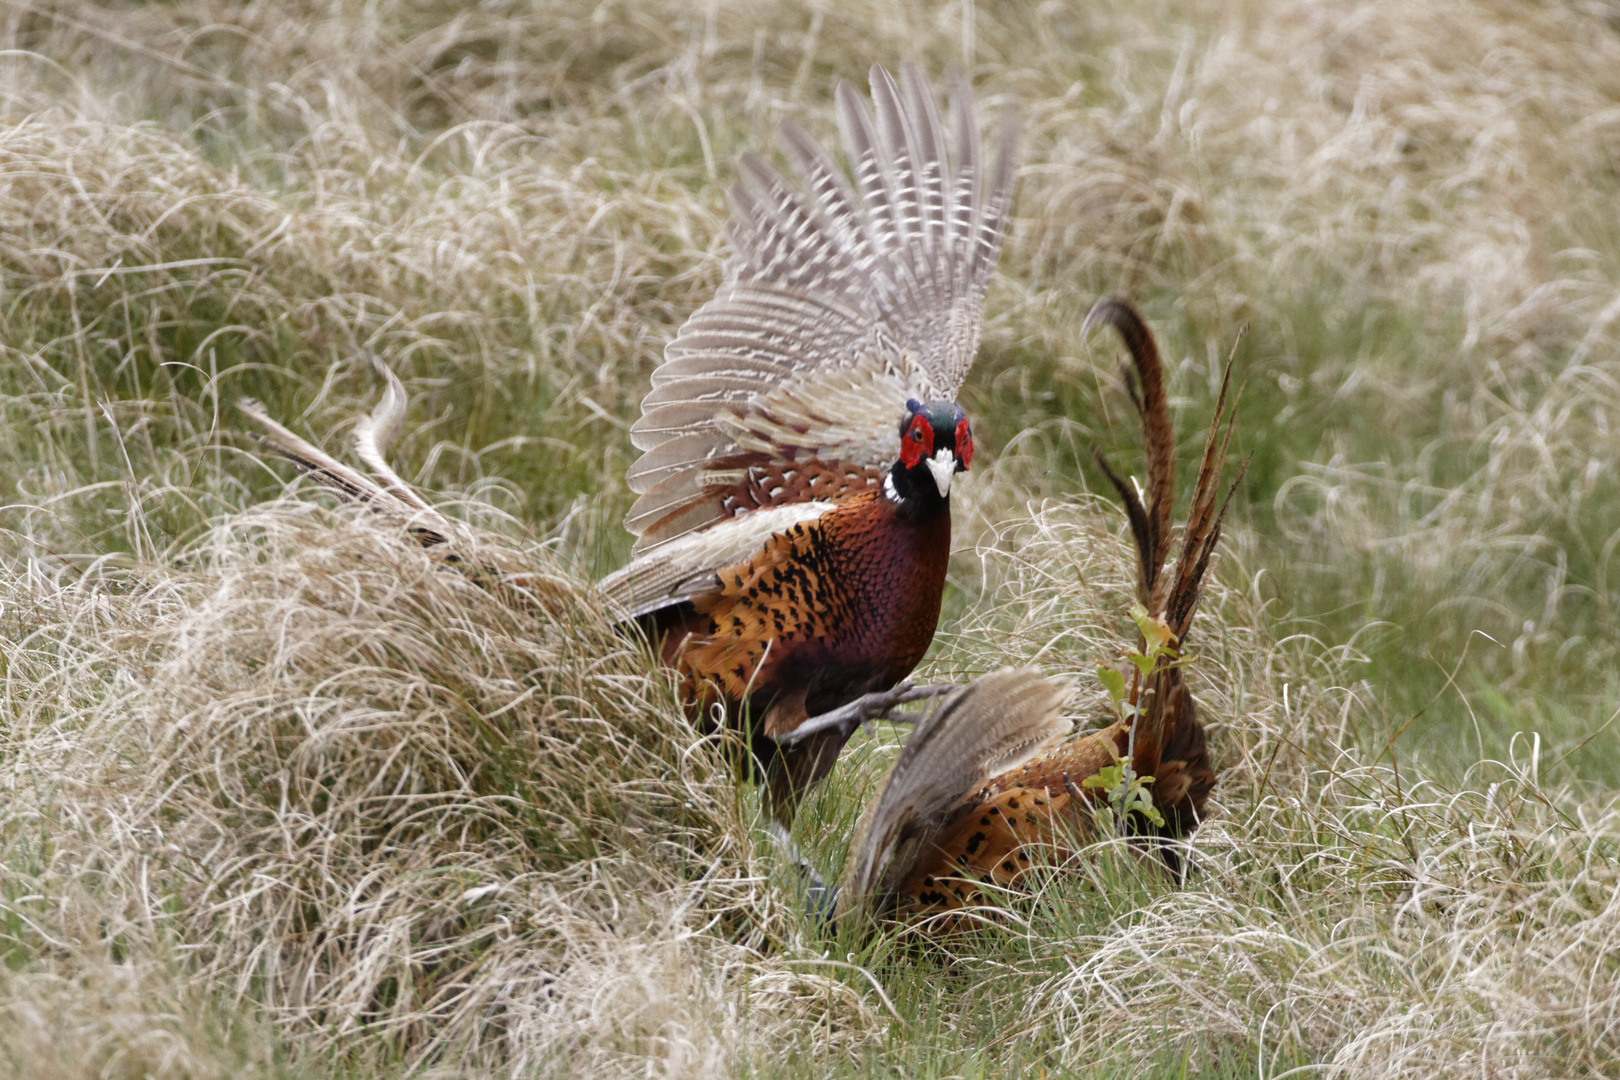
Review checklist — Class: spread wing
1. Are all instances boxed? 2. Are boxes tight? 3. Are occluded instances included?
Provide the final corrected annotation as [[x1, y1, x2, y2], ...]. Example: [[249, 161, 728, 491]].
[[625, 63, 1017, 553], [835, 669, 1072, 923]]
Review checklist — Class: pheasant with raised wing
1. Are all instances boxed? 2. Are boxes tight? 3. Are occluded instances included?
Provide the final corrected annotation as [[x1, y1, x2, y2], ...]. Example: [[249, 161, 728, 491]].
[[599, 63, 1017, 823], [239, 64, 1017, 827]]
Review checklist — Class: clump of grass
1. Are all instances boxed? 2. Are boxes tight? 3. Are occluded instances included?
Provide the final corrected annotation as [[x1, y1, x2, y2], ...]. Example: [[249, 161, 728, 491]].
[[0, 502, 889, 1073]]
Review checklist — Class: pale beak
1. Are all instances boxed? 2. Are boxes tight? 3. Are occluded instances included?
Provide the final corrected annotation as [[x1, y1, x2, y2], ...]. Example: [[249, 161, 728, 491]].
[[926, 448, 955, 498]]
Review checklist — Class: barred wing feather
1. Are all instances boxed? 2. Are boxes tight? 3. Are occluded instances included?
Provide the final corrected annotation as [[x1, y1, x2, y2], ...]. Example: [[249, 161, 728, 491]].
[[626, 63, 1015, 552]]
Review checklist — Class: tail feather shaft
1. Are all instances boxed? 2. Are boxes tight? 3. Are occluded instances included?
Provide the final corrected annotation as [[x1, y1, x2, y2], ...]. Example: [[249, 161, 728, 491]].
[[239, 365, 456, 546]]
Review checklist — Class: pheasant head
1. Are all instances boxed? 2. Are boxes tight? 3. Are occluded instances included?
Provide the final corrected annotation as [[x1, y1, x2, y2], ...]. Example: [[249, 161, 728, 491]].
[[889, 399, 973, 513]]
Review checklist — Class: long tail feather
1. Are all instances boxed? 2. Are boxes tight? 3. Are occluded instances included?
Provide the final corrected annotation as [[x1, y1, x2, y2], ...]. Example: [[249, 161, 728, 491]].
[[1091, 448, 1153, 605], [1084, 298, 1175, 609], [1165, 349, 1251, 644], [239, 398, 402, 509], [239, 365, 454, 544], [1086, 300, 1246, 872], [351, 356, 436, 515]]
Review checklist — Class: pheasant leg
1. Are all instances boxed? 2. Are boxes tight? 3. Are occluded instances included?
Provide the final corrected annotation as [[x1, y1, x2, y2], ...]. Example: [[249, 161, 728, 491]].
[[763, 682, 956, 825], [773, 682, 956, 749]]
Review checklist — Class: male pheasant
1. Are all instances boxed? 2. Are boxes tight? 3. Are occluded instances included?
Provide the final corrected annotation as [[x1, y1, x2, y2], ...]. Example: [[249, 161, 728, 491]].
[[238, 64, 1016, 826], [598, 64, 1017, 822], [836, 299, 1247, 928]]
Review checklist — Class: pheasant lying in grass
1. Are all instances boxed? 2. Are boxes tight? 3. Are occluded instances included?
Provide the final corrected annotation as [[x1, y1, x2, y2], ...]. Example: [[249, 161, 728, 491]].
[[597, 64, 1017, 823], [835, 299, 1247, 928], [242, 63, 1016, 826]]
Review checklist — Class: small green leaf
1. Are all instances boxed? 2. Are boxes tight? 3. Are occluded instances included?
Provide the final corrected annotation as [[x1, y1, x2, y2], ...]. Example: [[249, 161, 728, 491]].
[[1122, 784, 1166, 827], [1129, 603, 1177, 657], [1081, 765, 1123, 790], [1096, 663, 1126, 702]]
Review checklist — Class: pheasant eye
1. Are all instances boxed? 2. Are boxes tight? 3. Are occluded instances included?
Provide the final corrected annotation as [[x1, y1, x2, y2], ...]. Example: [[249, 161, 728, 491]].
[[955, 418, 974, 469]]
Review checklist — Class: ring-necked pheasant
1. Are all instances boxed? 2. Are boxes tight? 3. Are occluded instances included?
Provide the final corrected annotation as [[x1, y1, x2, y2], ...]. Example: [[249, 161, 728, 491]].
[[598, 63, 1017, 822], [835, 299, 1247, 927], [239, 65, 1016, 826]]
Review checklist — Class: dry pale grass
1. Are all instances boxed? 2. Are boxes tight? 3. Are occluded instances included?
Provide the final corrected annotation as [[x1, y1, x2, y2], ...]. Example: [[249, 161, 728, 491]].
[[1006, 749, 1620, 1078], [976, 0, 1620, 707], [873, 502, 1620, 1077], [0, 0, 1619, 1075], [0, 504, 884, 1075]]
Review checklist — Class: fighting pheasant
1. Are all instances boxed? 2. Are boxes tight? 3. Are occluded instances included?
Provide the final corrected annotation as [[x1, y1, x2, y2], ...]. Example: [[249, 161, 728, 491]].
[[239, 64, 1015, 825], [836, 299, 1246, 927], [598, 64, 1017, 822]]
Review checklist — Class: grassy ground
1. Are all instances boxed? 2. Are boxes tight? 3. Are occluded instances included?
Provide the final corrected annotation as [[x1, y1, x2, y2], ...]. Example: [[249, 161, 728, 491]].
[[2, 0, 1620, 1075]]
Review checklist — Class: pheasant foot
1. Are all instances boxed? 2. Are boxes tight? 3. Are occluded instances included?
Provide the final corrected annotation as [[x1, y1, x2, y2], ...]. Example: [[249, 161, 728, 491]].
[[774, 682, 956, 748]]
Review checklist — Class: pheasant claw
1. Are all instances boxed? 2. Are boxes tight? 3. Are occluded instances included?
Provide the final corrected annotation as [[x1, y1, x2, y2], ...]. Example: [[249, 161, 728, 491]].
[[773, 682, 956, 748]]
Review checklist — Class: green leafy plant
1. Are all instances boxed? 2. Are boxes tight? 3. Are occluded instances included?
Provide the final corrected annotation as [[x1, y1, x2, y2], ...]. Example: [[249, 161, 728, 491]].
[[1085, 603, 1180, 834], [1081, 760, 1164, 834]]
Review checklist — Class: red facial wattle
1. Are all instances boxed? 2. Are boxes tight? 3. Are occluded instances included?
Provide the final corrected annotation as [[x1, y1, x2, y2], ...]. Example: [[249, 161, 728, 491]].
[[900, 413, 933, 468], [955, 418, 974, 470]]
